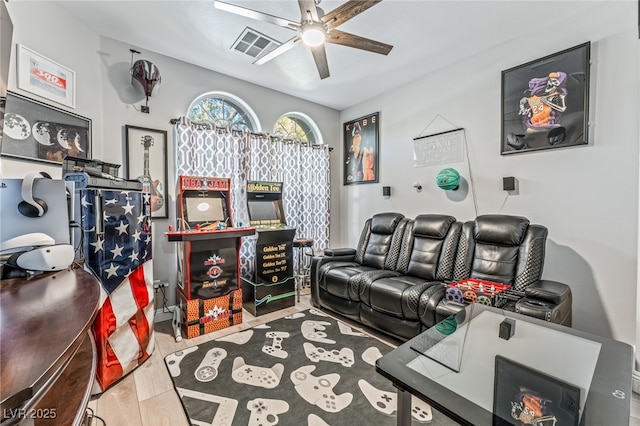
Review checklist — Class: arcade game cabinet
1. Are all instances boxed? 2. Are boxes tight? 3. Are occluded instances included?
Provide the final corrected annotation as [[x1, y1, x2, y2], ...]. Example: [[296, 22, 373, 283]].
[[167, 175, 255, 339], [243, 181, 296, 316]]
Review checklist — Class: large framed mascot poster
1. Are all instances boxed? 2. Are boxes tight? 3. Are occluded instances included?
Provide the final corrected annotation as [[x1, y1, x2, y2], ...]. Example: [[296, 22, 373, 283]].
[[501, 42, 590, 155]]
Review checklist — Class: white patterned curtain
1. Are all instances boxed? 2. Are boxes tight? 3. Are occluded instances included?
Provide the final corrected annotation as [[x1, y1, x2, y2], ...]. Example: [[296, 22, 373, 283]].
[[246, 134, 330, 248], [174, 118, 330, 279]]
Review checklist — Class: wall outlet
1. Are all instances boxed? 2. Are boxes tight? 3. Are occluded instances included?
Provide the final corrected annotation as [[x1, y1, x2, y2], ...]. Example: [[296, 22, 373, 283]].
[[153, 281, 169, 289]]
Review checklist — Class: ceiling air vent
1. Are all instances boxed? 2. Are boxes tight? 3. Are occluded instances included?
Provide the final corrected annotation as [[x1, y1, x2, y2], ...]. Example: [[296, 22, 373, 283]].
[[231, 27, 281, 58]]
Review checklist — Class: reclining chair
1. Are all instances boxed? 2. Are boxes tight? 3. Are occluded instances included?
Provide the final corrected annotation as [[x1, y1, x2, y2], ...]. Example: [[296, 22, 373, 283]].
[[310, 212, 408, 321], [432, 214, 572, 326], [358, 214, 461, 340]]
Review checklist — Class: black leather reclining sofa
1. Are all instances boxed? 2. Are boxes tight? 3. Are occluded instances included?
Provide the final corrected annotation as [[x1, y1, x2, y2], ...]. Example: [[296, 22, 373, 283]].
[[310, 212, 572, 342]]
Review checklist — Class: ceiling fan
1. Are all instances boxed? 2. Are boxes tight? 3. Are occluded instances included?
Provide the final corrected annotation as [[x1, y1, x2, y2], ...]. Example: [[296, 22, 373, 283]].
[[213, 0, 393, 79]]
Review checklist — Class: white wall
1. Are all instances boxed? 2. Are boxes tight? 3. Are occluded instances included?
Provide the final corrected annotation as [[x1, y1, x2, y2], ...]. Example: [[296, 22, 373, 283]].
[[2, 1, 103, 178], [2, 1, 341, 308], [340, 2, 640, 345]]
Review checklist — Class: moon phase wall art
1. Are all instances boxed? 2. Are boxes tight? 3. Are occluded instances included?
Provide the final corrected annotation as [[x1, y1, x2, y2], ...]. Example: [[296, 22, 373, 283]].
[[2, 91, 91, 164]]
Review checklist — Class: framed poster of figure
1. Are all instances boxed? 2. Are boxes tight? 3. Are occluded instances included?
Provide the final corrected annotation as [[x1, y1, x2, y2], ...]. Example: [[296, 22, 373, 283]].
[[493, 355, 581, 426], [501, 42, 590, 155], [343, 112, 379, 185], [125, 125, 168, 219]]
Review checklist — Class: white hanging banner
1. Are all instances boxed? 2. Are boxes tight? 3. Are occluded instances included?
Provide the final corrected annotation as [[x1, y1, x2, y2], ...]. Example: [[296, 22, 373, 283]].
[[413, 128, 465, 168]]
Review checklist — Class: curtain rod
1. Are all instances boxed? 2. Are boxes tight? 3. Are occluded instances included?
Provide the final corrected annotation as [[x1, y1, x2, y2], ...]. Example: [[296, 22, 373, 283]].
[[170, 117, 333, 151]]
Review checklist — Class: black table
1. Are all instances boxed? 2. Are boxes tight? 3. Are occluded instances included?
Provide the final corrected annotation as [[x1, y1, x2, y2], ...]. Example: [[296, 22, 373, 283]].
[[375, 303, 633, 426]]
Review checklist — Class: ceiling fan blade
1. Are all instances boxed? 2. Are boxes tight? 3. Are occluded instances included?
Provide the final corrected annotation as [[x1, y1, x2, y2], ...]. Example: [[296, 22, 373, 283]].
[[298, 0, 319, 22], [310, 44, 330, 80], [326, 29, 392, 55], [214, 1, 300, 30], [322, 0, 381, 29], [253, 36, 302, 65]]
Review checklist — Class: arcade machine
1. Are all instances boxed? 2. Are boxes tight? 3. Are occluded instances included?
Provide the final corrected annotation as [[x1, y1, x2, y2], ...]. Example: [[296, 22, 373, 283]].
[[243, 180, 296, 316], [63, 156, 156, 395], [166, 175, 255, 339]]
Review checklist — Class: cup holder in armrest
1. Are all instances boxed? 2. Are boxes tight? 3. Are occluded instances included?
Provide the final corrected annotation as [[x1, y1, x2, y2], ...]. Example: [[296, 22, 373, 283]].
[[515, 297, 562, 322]]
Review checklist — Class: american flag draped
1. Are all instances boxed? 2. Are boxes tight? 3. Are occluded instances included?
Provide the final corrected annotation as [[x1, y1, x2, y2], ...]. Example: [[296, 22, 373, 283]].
[[81, 189, 154, 394]]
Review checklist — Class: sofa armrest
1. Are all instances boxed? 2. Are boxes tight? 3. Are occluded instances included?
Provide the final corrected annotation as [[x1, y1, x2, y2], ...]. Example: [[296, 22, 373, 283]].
[[524, 280, 571, 305], [515, 280, 572, 326], [310, 253, 356, 308], [324, 247, 356, 257]]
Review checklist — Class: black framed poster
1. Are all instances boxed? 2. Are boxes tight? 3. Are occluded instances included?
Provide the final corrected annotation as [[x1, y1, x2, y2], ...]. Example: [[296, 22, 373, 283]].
[[501, 42, 590, 155], [2, 91, 91, 164], [125, 125, 168, 219], [343, 112, 379, 185]]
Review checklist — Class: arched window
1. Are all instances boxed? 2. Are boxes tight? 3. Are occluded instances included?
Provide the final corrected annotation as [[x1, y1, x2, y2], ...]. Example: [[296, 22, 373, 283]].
[[187, 91, 260, 132], [273, 112, 323, 145]]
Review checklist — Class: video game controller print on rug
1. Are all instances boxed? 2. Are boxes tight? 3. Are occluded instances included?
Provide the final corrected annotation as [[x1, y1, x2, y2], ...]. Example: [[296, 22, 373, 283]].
[[165, 309, 444, 425], [337, 321, 366, 337], [361, 346, 383, 366], [231, 357, 284, 389], [217, 329, 253, 345], [358, 379, 433, 422], [290, 365, 353, 413], [246, 398, 289, 426], [308, 308, 328, 317], [194, 347, 227, 382], [176, 387, 238, 425], [301, 320, 336, 344], [307, 413, 330, 426], [165, 346, 198, 377], [303, 342, 354, 367], [262, 331, 290, 359]]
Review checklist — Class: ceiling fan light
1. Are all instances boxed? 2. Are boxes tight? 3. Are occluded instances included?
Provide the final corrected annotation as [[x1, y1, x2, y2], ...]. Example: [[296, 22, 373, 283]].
[[301, 24, 325, 46]]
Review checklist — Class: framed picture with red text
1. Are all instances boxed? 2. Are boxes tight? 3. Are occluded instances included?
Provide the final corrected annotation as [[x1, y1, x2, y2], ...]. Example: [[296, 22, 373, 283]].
[[17, 44, 76, 108]]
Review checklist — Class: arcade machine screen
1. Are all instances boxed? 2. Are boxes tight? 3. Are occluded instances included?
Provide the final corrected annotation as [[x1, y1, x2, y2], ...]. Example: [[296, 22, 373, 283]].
[[248, 194, 285, 228], [184, 196, 226, 225], [248, 199, 281, 222], [181, 193, 235, 299]]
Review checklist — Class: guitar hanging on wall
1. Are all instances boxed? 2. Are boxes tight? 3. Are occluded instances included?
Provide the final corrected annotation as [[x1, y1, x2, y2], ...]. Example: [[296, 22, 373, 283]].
[[139, 135, 164, 212]]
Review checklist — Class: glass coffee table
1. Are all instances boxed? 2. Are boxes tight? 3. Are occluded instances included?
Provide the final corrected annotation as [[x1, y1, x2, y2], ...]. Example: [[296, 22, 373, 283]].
[[375, 303, 633, 425]]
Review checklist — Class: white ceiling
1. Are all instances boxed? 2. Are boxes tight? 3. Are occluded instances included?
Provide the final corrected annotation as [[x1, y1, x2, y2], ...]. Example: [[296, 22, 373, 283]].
[[56, 0, 601, 111]]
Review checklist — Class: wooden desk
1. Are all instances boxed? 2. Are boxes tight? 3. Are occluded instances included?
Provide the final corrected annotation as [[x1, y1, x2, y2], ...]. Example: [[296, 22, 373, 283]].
[[0, 268, 100, 425]]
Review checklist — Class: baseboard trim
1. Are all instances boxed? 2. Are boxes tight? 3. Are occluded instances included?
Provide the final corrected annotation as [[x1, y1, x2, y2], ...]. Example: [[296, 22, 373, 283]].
[[154, 305, 176, 323]]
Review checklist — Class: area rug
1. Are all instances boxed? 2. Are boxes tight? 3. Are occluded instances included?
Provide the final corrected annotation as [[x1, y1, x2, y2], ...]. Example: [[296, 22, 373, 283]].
[[164, 308, 443, 425]]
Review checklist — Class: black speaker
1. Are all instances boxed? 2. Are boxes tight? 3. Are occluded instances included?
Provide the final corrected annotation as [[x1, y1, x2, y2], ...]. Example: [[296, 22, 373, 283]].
[[502, 177, 516, 191], [499, 318, 515, 340], [382, 186, 391, 197]]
